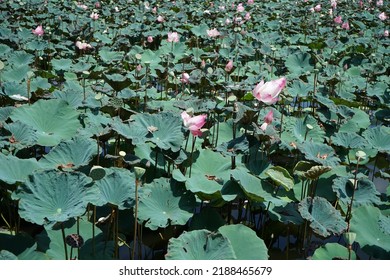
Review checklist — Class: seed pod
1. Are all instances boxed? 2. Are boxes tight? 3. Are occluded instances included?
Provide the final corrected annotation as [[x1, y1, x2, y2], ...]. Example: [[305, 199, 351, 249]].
[[65, 234, 84, 248]]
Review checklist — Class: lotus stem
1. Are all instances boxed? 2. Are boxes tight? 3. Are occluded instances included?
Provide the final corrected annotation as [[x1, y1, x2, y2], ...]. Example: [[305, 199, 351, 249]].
[[189, 136, 196, 178], [61, 223, 68, 260], [346, 159, 360, 231], [92, 205, 96, 256], [77, 217, 80, 259], [132, 178, 140, 260]]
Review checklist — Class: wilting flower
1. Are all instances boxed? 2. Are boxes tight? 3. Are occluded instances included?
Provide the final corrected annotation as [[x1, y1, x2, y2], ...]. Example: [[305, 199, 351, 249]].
[[260, 110, 274, 131], [379, 12, 387, 21], [76, 41, 92, 50], [167, 32, 179, 42], [90, 12, 99, 20], [341, 21, 350, 30], [334, 16, 342, 24], [252, 77, 287, 105], [225, 60, 233, 72], [237, 3, 244, 12], [207, 28, 220, 38], [32, 25, 44, 36], [181, 72, 190, 84], [181, 111, 207, 137]]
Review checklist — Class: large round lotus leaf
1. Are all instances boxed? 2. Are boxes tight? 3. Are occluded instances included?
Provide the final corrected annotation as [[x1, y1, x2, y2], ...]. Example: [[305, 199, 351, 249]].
[[17, 244, 50, 260], [0, 107, 14, 123], [219, 224, 268, 260], [185, 149, 231, 197], [299, 142, 340, 167], [93, 168, 136, 210], [4, 121, 37, 147], [138, 178, 195, 230], [332, 177, 381, 211], [111, 117, 148, 145], [0, 232, 35, 255], [0, 153, 41, 184], [165, 230, 236, 260], [331, 132, 368, 149], [36, 218, 114, 260], [281, 115, 325, 145], [265, 166, 294, 191], [12, 170, 95, 226], [298, 197, 347, 238], [362, 126, 390, 153], [231, 168, 290, 207], [311, 243, 356, 260], [189, 207, 226, 231], [0, 250, 18, 260], [10, 99, 81, 146], [350, 206, 390, 259], [39, 136, 97, 169], [268, 203, 304, 225], [285, 52, 314, 76], [131, 112, 184, 152], [216, 135, 249, 157]]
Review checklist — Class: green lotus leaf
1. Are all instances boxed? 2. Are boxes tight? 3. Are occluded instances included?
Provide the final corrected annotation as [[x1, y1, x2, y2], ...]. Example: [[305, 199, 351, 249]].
[[1, 81, 27, 100], [285, 52, 314, 76], [191, 23, 209, 37], [216, 135, 249, 156], [245, 157, 271, 178], [36, 218, 114, 260], [17, 244, 50, 260], [219, 224, 268, 260], [51, 58, 72, 71], [0, 232, 36, 256], [339, 108, 370, 132], [138, 178, 195, 230], [141, 49, 161, 65], [350, 206, 390, 259], [281, 115, 325, 145], [287, 79, 312, 98], [10, 99, 81, 146], [30, 77, 51, 92], [39, 136, 97, 169], [8, 51, 34, 66], [231, 168, 290, 206], [0, 250, 17, 260], [0, 107, 14, 123], [303, 166, 332, 180], [293, 161, 315, 178], [299, 142, 340, 167], [362, 126, 390, 153], [268, 203, 304, 225], [4, 121, 37, 147], [221, 179, 246, 202], [52, 89, 84, 109], [189, 207, 226, 231], [311, 243, 356, 260], [379, 215, 390, 235], [332, 177, 381, 211], [2, 65, 30, 82], [132, 112, 184, 152], [185, 149, 231, 197], [298, 197, 347, 237], [0, 153, 41, 184], [265, 166, 294, 191], [111, 117, 148, 145], [165, 230, 236, 260], [331, 132, 368, 149], [99, 48, 124, 63], [93, 168, 136, 210], [12, 170, 95, 226]]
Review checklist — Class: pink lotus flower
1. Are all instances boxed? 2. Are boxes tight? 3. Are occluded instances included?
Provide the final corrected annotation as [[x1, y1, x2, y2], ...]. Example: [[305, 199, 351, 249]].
[[314, 4, 321, 12], [334, 16, 342, 24], [248, 0, 254, 5], [377, 0, 383, 6], [152, 7, 157, 13], [76, 2, 88, 10], [201, 60, 206, 68], [330, 0, 337, 9], [225, 18, 231, 25], [32, 25, 44, 36], [379, 12, 387, 21], [147, 36, 153, 43], [76, 41, 92, 50], [136, 64, 142, 72], [260, 110, 274, 131], [181, 111, 207, 137], [181, 73, 190, 84], [384, 30, 389, 37], [245, 12, 251, 20], [252, 77, 287, 105], [167, 32, 179, 42], [157, 15, 164, 22], [237, 3, 244, 12], [90, 12, 99, 20], [225, 60, 233, 72], [95, 1, 101, 8], [207, 28, 220, 38], [341, 21, 350, 30]]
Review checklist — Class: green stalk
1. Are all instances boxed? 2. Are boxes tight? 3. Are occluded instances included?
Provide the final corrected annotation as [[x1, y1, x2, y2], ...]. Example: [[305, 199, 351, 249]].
[[189, 136, 196, 178], [61, 223, 68, 260]]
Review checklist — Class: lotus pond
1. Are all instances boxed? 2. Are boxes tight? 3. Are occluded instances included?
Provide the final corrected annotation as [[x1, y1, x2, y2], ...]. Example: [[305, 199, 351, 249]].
[[0, 0, 389, 260]]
